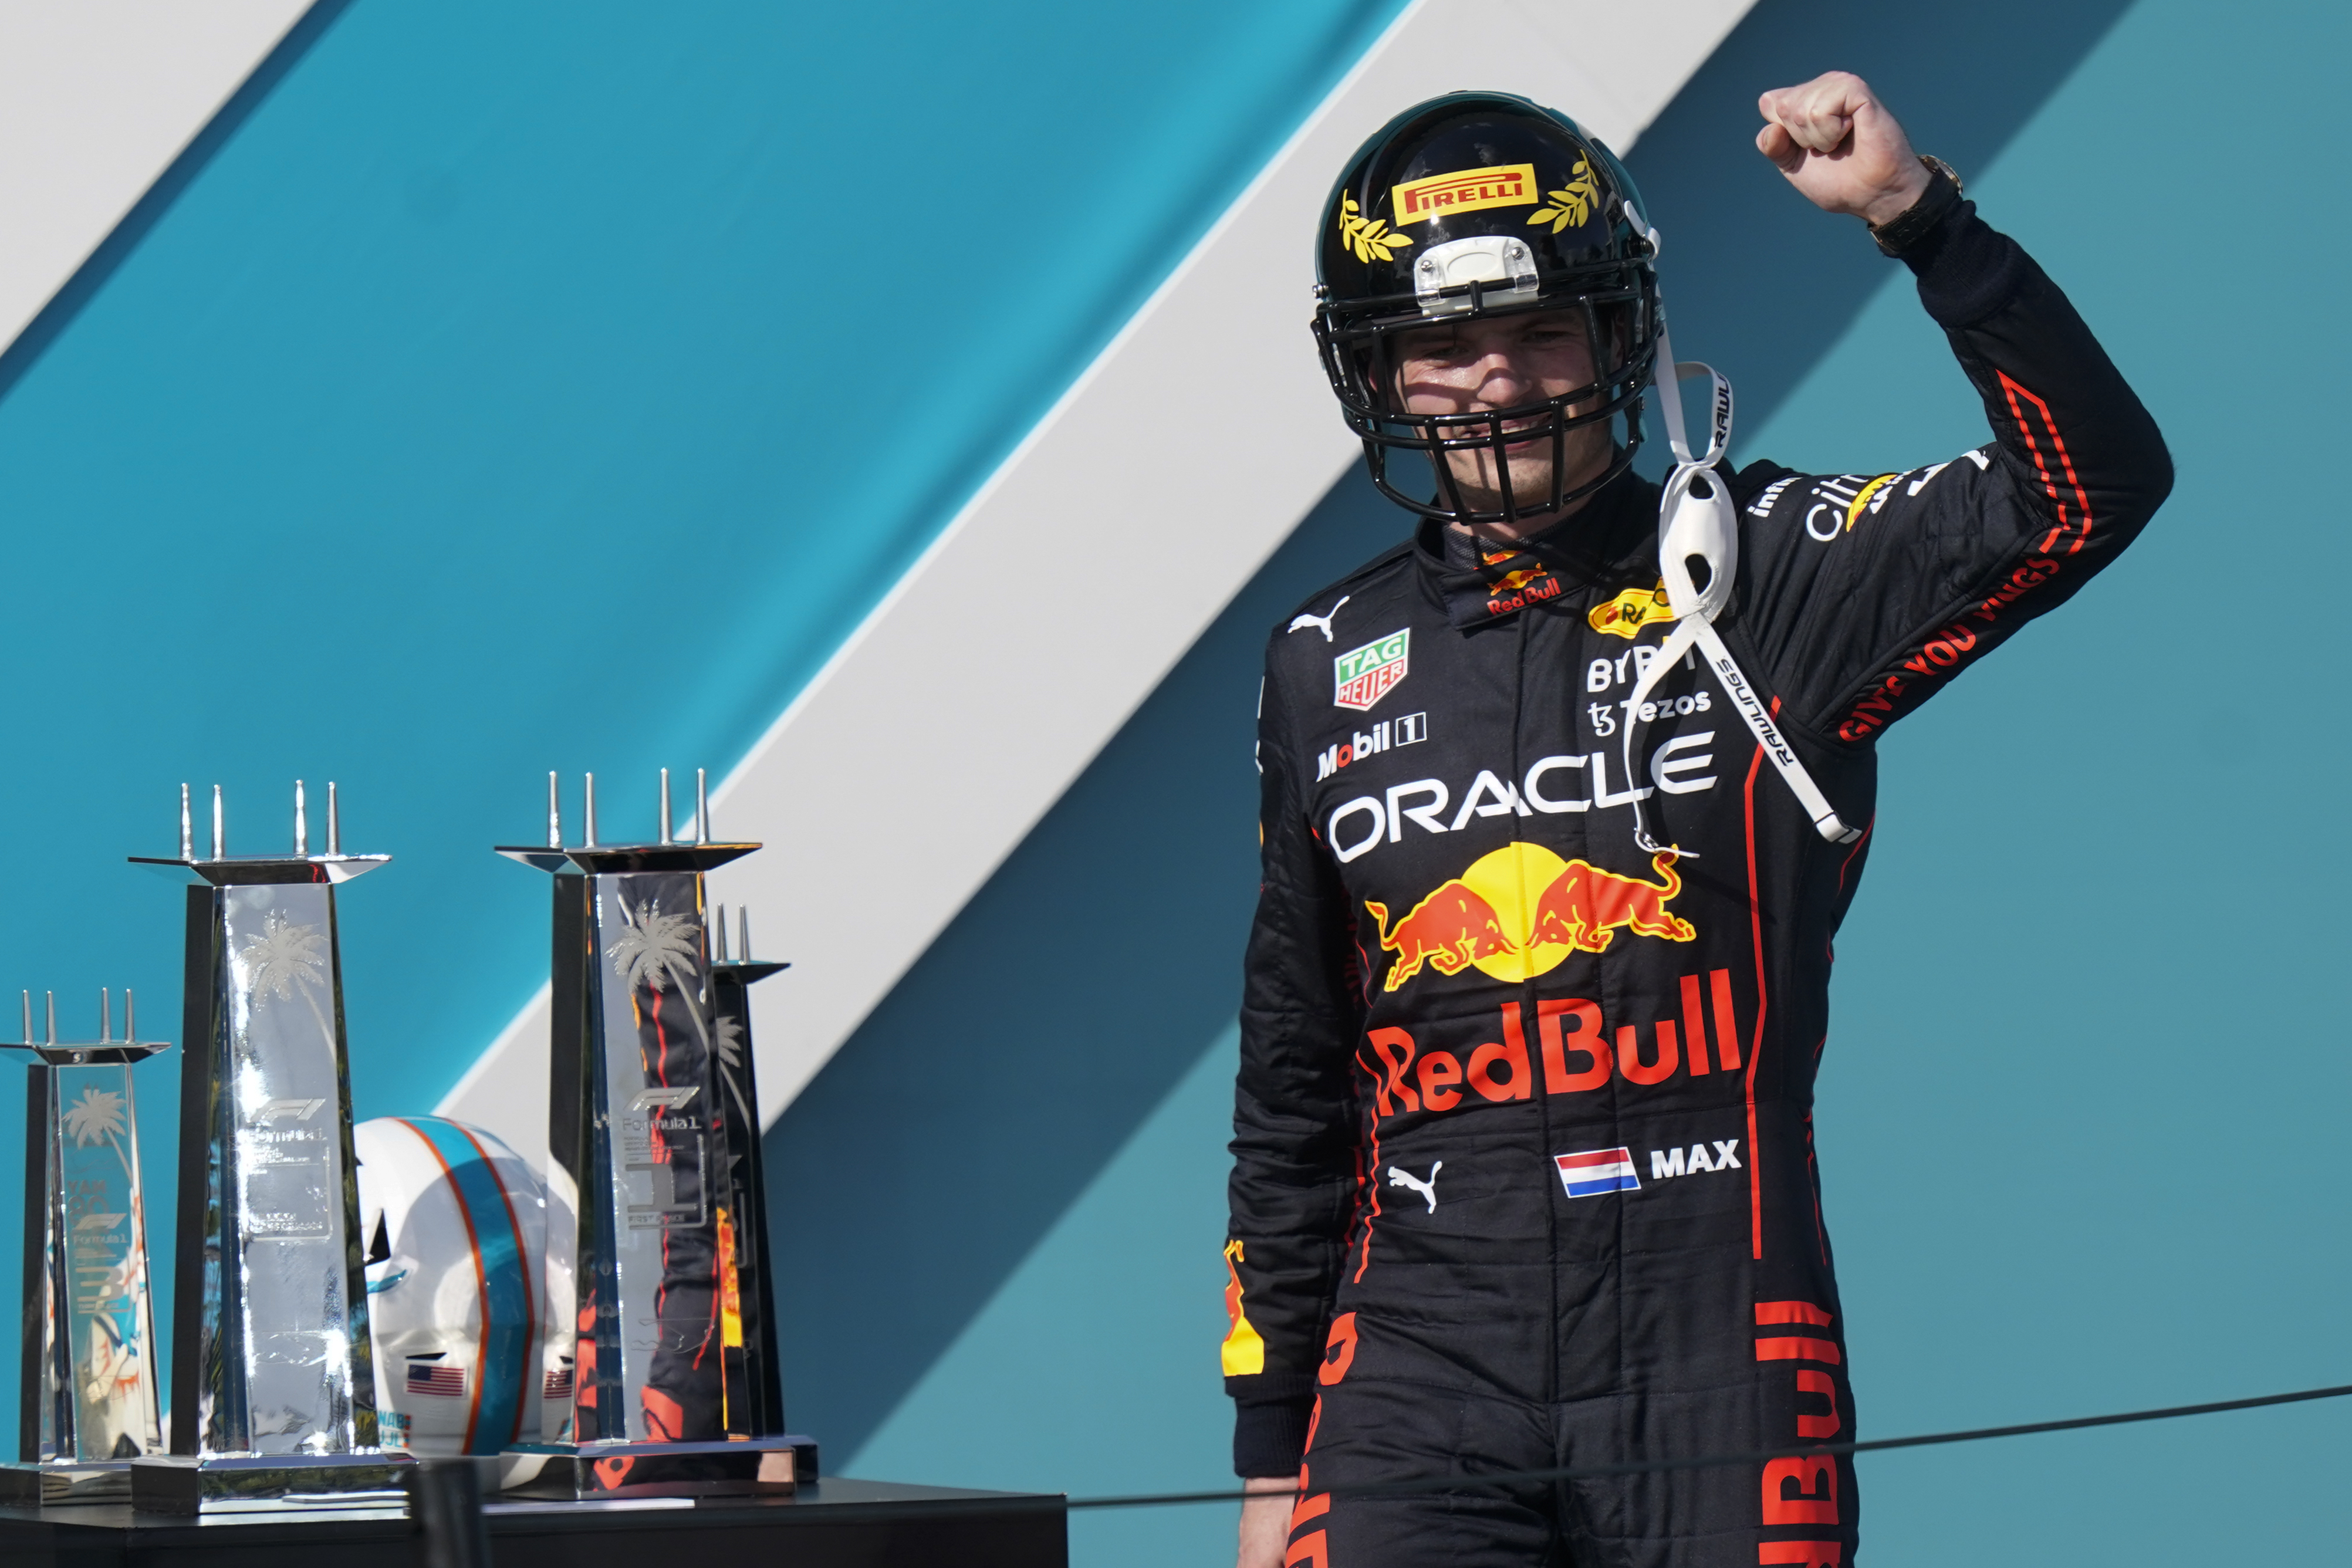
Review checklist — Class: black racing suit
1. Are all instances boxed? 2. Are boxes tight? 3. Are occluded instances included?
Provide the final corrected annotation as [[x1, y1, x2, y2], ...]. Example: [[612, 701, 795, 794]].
[[1224, 203, 2171, 1567]]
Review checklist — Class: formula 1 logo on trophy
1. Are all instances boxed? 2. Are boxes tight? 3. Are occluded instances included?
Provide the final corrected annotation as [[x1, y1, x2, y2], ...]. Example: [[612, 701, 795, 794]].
[[126, 783, 411, 1512], [496, 769, 812, 1500], [0, 990, 170, 1504]]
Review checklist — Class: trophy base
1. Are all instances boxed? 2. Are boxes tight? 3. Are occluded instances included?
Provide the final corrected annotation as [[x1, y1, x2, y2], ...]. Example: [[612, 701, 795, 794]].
[[499, 1436, 819, 1501], [0, 1460, 135, 1506], [129, 1452, 415, 1514]]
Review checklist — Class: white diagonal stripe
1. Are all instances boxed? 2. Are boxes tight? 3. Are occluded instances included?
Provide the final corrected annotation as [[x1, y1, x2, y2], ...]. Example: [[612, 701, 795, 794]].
[[439, 0, 1760, 1164], [0, 0, 314, 356]]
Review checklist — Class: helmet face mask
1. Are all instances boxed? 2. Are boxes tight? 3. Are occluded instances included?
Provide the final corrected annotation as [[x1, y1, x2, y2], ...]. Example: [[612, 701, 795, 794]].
[[1326, 288, 1650, 526], [1312, 94, 1660, 528]]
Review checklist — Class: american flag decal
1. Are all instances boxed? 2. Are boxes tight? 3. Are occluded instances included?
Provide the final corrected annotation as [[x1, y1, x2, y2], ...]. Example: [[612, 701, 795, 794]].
[[544, 1367, 573, 1401], [407, 1360, 467, 1397]]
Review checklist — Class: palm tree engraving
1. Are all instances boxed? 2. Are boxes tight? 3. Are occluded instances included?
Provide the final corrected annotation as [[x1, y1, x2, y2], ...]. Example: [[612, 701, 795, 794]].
[[236, 910, 334, 1042], [64, 1087, 127, 1148], [714, 1011, 752, 1131], [609, 893, 711, 1052], [609, 898, 698, 995], [64, 1083, 139, 1186], [59, 1077, 152, 1449]]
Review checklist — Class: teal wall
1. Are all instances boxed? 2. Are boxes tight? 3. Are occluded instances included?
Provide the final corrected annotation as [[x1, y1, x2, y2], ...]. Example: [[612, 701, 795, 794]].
[[0, 0, 1408, 1433], [778, 0, 2350, 1563], [0, 0, 1412, 1114]]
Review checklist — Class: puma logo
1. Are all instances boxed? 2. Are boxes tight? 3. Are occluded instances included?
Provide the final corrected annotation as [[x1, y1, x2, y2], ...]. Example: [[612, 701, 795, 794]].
[[1385, 1161, 1441, 1213], [1287, 595, 1350, 641]]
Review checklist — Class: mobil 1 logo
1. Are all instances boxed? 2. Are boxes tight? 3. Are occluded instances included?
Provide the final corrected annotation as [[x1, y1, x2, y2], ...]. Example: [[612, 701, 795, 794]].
[[1317, 712, 1427, 781]]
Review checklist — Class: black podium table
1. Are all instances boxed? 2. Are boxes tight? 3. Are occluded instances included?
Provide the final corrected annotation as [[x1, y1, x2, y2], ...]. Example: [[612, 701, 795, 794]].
[[0, 1477, 1067, 1568]]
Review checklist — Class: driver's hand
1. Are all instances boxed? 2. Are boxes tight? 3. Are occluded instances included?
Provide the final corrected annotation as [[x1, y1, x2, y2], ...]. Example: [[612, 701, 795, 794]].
[[1236, 1475, 1297, 1568], [1756, 71, 1933, 227]]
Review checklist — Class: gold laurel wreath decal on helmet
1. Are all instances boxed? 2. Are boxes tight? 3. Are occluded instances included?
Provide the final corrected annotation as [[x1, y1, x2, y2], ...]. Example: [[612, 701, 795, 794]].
[[1527, 157, 1601, 235], [1337, 192, 1412, 263]]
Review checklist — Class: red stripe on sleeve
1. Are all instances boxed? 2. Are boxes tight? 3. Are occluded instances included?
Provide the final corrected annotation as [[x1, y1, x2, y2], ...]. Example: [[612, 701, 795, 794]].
[[1754, 1300, 1833, 1326], [1998, 371, 2096, 556]]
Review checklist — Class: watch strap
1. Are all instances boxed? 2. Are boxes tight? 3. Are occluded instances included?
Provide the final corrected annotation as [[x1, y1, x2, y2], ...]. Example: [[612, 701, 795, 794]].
[[1870, 154, 1964, 256]]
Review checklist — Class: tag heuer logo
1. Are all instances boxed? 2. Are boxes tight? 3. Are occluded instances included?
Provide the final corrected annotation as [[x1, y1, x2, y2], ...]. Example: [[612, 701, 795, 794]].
[[1334, 630, 1409, 712]]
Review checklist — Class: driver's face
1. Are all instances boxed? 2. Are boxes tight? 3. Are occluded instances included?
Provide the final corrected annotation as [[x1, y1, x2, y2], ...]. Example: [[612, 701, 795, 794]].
[[1391, 308, 1613, 533]]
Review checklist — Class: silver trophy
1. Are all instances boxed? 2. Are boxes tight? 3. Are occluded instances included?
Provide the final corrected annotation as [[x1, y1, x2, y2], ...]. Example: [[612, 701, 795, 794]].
[[126, 783, 410, 1512], [0, 991, 168, 1504], [707, 903, 788, 1439], [496, 771, 813, 1500]]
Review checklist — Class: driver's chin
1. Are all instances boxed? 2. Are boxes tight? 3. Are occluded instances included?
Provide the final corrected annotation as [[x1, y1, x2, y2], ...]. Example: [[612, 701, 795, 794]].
[[1444, 451, 1558, 520]]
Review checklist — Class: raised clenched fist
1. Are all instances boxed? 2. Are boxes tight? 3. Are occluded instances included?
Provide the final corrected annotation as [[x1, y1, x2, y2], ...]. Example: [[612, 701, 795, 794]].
[[1756, 71, 1933, 228]]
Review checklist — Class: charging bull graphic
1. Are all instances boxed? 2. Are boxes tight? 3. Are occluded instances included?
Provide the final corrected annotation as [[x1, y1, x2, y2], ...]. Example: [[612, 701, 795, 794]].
[[1363, 843, 1694, 991]]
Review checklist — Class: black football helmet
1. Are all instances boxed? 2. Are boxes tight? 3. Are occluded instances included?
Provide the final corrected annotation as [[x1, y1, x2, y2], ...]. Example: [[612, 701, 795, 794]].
[[1312, 92, 1660, 525]]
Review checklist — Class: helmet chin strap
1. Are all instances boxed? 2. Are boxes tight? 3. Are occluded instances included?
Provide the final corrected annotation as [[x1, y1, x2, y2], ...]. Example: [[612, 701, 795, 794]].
[[1616, 208, 1861, 854]]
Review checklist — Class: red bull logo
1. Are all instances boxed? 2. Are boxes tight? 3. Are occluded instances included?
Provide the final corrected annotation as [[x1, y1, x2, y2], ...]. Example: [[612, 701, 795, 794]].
[[1363, 842, 1694, 992], [1359, 971, 1747, 1121], [1485, 566, 1562, 616]]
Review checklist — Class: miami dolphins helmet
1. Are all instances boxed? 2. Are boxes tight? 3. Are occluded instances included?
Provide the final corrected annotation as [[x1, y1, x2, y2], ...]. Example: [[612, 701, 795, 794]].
[[1313, 92, 1660, 523], [354, 1116, 548, 1457]]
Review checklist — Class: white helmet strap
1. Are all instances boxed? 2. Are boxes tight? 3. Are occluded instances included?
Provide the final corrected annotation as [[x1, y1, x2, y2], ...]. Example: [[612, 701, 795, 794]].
[[1614, 210, 1861, 851]]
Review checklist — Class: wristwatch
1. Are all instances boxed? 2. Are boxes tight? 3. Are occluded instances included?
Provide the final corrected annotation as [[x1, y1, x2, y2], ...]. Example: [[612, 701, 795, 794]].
[[1868, 154, 1964, 256]]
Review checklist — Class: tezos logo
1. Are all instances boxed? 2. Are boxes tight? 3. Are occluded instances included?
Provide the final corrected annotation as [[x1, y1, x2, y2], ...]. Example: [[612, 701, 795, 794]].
[[1334, 629, 1409, 712], [1316, 712, 1427, 780]]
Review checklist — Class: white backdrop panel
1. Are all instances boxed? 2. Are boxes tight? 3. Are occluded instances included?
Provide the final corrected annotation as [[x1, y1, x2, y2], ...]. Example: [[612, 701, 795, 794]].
[[0, 0, 313, 355], [441, 0, 1760, 1163]]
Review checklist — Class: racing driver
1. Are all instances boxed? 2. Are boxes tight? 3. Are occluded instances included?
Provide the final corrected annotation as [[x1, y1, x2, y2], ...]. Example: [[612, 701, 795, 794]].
[[1225, 75, 2171, 1567]]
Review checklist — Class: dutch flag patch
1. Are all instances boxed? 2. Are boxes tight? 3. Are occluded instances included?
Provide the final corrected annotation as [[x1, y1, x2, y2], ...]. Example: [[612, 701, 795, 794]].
[[1554, 1147, 1641, 1199]]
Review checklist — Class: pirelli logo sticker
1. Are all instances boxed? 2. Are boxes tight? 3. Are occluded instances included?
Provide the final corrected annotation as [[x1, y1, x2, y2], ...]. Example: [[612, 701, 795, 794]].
[[1393, 163, 1537, 225]]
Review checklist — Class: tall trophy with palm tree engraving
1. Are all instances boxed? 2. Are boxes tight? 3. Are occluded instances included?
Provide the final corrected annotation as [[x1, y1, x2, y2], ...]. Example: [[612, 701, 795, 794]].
[[495, 769, 813, 1500], [0, 991, 169, 1504], [126, 782, 410, 1512]]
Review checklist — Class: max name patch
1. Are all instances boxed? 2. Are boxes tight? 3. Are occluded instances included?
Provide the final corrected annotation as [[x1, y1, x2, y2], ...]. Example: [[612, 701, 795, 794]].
[[1393, 163, 1536, 224], [1334, 629, 1410, 712], [1555, 1140, 1745, 1198]]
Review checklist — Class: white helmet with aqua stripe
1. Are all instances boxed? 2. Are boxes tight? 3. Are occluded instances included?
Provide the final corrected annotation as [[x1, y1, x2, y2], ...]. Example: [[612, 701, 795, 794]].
[[354, 1115, 548, 1457]]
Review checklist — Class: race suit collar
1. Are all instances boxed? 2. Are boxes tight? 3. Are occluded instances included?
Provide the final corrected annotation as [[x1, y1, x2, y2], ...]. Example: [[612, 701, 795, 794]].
[[1415, 465, 1657, 630]]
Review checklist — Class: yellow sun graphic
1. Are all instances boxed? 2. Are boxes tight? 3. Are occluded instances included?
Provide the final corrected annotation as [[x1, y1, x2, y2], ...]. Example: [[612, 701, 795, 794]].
[[1455, 841, 1574, 982]]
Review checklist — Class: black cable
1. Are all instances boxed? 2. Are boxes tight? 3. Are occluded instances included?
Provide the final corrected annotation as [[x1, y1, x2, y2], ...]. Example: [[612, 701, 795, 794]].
[[1064, 1380, 2352, 1511]]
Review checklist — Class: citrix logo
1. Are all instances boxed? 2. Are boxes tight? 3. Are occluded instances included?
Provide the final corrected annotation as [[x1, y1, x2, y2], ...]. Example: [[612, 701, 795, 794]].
[[1316, 712, 1428, 780]]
